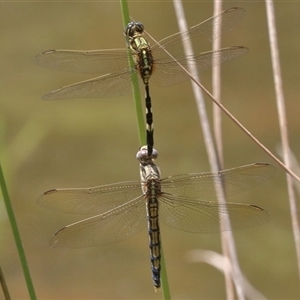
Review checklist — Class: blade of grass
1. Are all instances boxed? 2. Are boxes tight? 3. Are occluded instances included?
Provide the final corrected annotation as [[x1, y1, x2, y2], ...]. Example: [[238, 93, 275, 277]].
[[160, 246, 171, 299], [0, 265, 11, 300], [120, 0, 145, 145], [0, 163, 37, 300], [119, 0, 170, 297]]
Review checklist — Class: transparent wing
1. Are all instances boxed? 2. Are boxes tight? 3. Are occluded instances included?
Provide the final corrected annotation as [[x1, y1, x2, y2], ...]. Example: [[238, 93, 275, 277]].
[[151, 7, 245, 61], [35, 7, 244, 76], [151, 46, 248, 86], [38, 181, 143, 215], [40, 70, 139, 100], [161, 163, 276, 200], [35, 8, 246, 99], [160, 194, 269, 233], [50, 196, 146, 248], [34, 49, 129, 74], [39, 47, 247, 98]]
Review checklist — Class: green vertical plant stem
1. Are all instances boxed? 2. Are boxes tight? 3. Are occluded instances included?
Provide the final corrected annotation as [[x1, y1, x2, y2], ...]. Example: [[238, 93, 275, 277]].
[[0, 265, 11, 300], [160, 246, 171, 299], [0, 163, 37, 300], [119, 1, 171, 298], [120, 0, 145, 145]]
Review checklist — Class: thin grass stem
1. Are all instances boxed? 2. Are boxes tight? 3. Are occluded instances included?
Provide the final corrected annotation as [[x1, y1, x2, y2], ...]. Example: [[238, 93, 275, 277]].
[[212, 2, 236, 299], [265, 0, 300, 279], [172, 2, 245, 299], [0, 163, 37, 300], [0, 265, 11, 300], [120, 0, 145, 145], [212, 2, 224, 169], [160, 246, 171, 299]]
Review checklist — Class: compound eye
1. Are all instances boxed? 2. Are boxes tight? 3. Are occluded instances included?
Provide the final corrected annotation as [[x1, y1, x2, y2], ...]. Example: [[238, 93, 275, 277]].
[[151, 148, 158, 159], [136, 146, 158, 162], [134, 22, 144, 34], [124, 22, 144, 38], [136, 146, 147, 161]]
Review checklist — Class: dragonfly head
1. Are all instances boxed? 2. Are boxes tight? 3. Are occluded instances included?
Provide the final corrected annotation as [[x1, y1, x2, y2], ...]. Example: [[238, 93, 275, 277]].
[[124, 22, 144, 40], [136, 146, 158, 164]]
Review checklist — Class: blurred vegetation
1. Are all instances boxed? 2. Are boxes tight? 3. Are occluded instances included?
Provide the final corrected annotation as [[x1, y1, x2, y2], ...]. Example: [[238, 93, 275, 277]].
[[1, 1, 300, 299]]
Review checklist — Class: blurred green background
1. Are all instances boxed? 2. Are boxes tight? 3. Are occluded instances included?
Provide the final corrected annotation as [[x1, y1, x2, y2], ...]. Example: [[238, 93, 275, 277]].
[[1, 1, 300, 299]]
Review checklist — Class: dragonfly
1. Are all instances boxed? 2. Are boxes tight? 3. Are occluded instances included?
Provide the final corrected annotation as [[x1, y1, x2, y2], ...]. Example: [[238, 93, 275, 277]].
[[35, 7, 248, 156], [38, 146, 275, 289]]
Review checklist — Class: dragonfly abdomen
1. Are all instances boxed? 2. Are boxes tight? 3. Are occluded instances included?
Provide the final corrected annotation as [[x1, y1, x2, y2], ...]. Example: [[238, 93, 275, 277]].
[[146, 181, 161, 289], [145, 84, 154, 156]]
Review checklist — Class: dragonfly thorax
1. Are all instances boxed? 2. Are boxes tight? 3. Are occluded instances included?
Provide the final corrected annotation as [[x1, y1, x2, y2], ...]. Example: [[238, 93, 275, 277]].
[[124, 22, 154, 84], [140, 164, 161, 182], [137, 146, 161, 184]]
